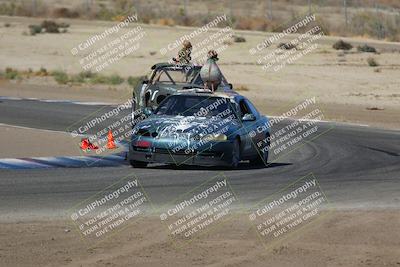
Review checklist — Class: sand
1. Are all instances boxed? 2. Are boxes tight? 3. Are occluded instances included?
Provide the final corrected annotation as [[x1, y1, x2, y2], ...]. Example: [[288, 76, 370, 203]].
[[0, 211, 399, 267]]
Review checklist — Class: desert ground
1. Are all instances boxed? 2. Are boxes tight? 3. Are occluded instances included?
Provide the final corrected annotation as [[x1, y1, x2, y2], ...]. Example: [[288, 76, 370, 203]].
[[1, 211, 399, 267]]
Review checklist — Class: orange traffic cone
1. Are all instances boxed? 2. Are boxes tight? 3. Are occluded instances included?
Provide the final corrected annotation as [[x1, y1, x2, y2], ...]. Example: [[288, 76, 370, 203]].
[[80, 138, 99, 151], [107, 130, 117, 149], [88, 141, 99, 150], [80, 138, 90, 151]]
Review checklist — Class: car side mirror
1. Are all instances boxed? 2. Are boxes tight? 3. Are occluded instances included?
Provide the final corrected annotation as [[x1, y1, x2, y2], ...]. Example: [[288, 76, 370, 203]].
[[143, 107, 153, 116], [242, 113, 256, 121], [228, 83, 233, 90], [142, 79, 149, 84]]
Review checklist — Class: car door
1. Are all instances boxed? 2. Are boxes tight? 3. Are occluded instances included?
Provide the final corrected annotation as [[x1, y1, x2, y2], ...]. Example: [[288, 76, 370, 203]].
[[237, 98, 258, 157], [244, 99, 266, 150]]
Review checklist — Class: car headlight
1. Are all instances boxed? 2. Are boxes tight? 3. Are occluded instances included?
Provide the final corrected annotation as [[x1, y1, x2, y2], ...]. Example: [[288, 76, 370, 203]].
[[201, 133, 227, 141]]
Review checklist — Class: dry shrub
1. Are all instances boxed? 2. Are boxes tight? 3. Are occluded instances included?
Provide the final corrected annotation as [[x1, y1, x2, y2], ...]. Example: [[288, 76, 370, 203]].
[[232, 36, 246, 43], [350, 11, 400, 41], [235, 17, 270, 31], [236, 85, 250, 91], [378, 0, 400, 9], [357, 44, 377, 53], [152, 18, 176, 26], [0, 0, 54, 17], [367, 57, 379, 67], [112, 15, 128, 22], [333, 40, 353, 50], [52, 7, 80, 18]]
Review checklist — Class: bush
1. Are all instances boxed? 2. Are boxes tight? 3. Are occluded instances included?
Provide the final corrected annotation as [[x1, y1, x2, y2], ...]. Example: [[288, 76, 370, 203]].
[[0, 2, 17, 16], [127, 76, 145, 87], [351, 12, 400, 41], [5, 68, 19, 80], [36, 67, 48, 76], [89, 73, 123, 85], [52, 7, 79, 18], [235, 17, 270, 31], [52, 71, 69, 84], [236, 85, 250, 91], [357, 44, 377, 53], [41, 20, 60, 33], [90, 74, 109, 84], [108, 74, 124, 85], [333, 40, 353, 50], [68, 71, 94, 83], [95, 4, 117, 21], [367, 57, 379, 67], [232, 35, 246, 43], [29, 20, 69, 35], [154, 18, 176, 26], [28, 24, 42, 35]]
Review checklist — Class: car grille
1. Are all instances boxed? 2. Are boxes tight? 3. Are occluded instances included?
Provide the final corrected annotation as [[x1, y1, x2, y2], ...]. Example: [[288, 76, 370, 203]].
[[154, 148, 222, 158]]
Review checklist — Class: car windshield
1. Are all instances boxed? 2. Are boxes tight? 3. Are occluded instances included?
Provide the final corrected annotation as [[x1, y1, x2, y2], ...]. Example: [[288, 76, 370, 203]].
[[154, 95, 235, 117], [152, 67, 200, 85]]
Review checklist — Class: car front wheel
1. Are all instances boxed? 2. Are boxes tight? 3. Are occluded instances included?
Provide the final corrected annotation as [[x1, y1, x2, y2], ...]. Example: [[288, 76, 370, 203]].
[[230, 138, 241, 169], [250, 132, 270, 166]]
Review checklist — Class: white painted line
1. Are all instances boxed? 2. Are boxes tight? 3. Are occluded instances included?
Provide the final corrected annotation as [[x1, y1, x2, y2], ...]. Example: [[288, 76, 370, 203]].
[[0, 123, 86, 136], [268, 115, 370, 128]]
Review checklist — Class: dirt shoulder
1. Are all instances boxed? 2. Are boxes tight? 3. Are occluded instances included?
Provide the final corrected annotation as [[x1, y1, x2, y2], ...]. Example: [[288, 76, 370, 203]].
[[0, 80, 129, 105], [1, 210, 399, 267]]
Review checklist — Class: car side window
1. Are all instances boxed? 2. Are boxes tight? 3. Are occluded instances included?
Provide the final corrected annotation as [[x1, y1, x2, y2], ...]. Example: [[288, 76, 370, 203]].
[[244, 99, 259, 117], [239, 100, 251, 117]]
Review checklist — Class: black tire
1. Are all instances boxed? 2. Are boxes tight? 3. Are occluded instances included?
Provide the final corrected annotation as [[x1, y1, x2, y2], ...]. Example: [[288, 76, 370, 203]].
[[250, 132, 270, 166], [230, 138, 241, 169], [129, 160, 148, 168]]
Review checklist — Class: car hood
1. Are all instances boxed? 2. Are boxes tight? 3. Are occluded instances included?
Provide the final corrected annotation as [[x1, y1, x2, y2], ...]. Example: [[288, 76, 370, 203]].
[[134, 115, 239, 139]]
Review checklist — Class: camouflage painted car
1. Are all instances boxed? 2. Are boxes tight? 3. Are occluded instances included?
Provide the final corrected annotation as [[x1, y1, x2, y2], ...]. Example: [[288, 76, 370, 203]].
[[131, 63, 232, 121], [128, 89, 271, 168]]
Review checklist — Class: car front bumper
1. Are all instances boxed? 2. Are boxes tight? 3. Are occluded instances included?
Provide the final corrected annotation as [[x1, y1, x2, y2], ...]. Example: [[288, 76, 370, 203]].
[[128, 137, 234, 166]]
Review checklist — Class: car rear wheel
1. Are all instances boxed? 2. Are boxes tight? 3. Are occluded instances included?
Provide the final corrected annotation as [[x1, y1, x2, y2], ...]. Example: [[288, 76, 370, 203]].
[[230, 138, 241, 169], [129, 160, 148, 168], [250, 132, 270, 166]]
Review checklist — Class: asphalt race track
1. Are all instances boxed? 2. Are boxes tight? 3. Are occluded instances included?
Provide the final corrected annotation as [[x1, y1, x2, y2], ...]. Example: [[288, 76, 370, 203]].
[[0, 98, 399, 221]]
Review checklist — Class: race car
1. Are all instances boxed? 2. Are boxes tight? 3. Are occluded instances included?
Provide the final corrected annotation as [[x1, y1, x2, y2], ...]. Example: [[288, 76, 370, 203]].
[[128, 89, 271, 168], [131, 63, 232, 118]]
